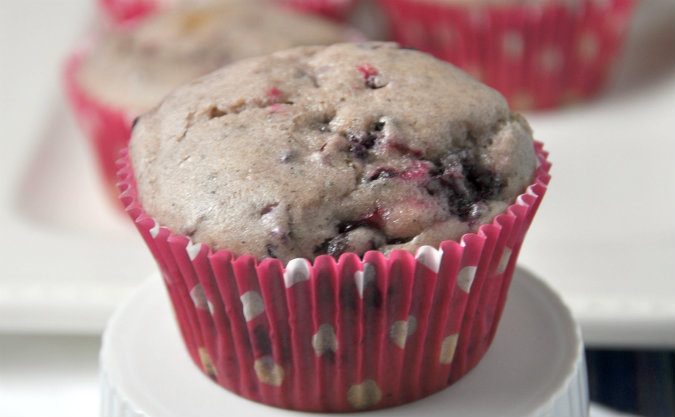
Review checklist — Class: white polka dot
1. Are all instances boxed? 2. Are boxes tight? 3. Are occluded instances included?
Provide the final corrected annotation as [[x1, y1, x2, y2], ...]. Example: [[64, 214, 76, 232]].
[[464, 64, 485, 82], [354, 263, 375, 298], [186, 240, 202, 261], [457, 266, 477, 293], [312, 324, 338, 356], [150, 220, 160, 238], [577, 32, 599, 62], [389, 316, 417, 349], [561, 89, 584, 106], [502, 31, 524, 59], [439, 334, 459, 365], [347, 379, 382, 409], [240, 291, 265, 321], [190, 283, 209, 310], [415, 245, 442, 273], [198, 347, 217, 379], [510, 91, 535, 111], [517, 186, 539, 207], [284, 258, 310, 288], [435, 25, 455, 45], [468, 10, 488, 27], [254, 356, 284, 386], [609, 14, 630, 35], [496, 247, 512, 275], [538, 46, 563, 73]]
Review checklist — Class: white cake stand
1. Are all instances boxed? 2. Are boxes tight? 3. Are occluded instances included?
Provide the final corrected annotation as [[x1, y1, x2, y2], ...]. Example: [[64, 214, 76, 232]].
[[100, 267, 588, 417]]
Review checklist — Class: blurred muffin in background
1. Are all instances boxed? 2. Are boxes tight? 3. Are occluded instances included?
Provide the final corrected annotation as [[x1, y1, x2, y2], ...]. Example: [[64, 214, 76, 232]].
[[98, 0, 358, 24], [375, 0, 638, 110], [63, 1, 361, 200]]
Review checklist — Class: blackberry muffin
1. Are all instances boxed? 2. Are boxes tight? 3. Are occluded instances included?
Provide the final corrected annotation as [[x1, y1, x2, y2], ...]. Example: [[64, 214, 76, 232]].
[[121, 42, 550, 411], [130, 42, 537, 263]]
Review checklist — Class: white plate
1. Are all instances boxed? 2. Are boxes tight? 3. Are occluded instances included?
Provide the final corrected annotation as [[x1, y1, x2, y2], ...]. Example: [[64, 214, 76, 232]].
[[0, 0, 673, 346], [100, 268, 588, 417]]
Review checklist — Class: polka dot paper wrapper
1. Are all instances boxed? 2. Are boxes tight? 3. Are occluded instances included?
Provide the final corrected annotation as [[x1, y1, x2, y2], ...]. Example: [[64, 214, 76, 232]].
[[118, 143, 550, 412], [63, 40, 135, 202], [98, 0, 357, 25], [376, 0, 636, 110], [98, 0, 158, 26], [277, 0, 358, 20]]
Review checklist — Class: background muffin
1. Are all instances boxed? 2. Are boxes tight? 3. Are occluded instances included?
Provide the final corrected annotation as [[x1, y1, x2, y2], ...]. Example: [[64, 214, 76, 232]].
[[120, 42, 551, 411], [375, 0, 638, 109], [78, 2, 357, 114], [64, 1, 360, 199]]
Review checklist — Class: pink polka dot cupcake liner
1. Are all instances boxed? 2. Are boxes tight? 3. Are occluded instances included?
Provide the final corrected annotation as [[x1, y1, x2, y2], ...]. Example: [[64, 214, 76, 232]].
[[117, 142, 550, 412], [376, 0, 637, 109], [97, 0, 357, 25], [63, 40, 135, 202], [278, 0, 359, 20], [98, 0, 159, 26]]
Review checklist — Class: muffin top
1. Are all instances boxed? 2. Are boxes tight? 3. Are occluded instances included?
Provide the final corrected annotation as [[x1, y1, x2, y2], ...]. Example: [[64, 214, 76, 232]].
[[130, 42, 537, 263], [77, 1, 356, 114]]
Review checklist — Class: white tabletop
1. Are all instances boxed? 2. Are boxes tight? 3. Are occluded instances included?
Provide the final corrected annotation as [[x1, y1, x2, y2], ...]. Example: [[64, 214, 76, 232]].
[[0, 0, 673, 348]]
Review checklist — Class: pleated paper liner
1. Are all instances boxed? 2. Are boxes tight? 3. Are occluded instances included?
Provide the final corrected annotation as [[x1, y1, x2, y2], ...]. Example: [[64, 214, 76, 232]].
[[98, 0, 357, 25], [278, 0, 358, 20], [376, 0, 637, 110], [98, 0, 158, 26], [118, 142, 551, 412], [63, 39, 135, 205]]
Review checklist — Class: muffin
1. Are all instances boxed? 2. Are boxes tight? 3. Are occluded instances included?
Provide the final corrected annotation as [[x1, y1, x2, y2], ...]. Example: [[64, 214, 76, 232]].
[[98, 0, 357, 25], [64, 1, 360, 199], [119, 42, 551, 411], [375, 0, 638, 109]]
